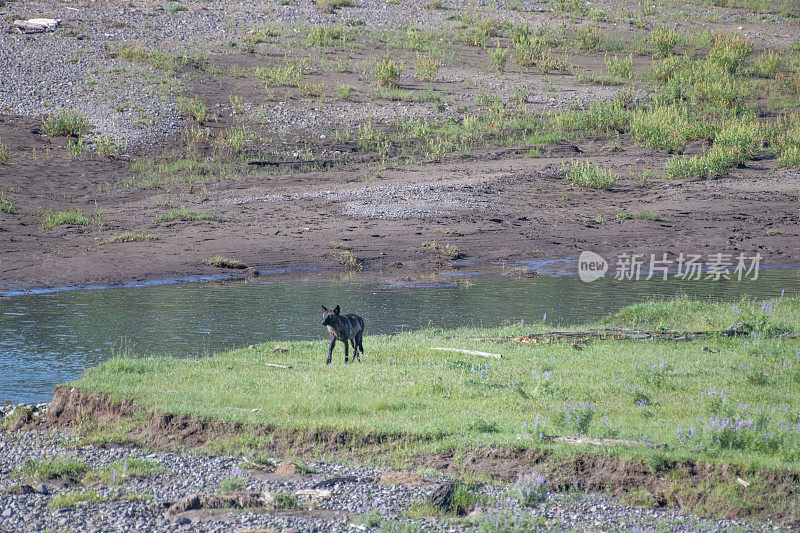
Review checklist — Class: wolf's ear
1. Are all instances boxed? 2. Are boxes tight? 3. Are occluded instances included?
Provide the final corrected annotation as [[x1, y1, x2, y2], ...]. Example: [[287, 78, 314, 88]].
[[333, 305, 340, 314], [321, 305, 328, 311]]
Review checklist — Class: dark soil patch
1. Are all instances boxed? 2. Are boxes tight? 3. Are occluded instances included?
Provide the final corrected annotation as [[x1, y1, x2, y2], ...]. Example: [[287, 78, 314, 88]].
[[29, 386, 800, 526]]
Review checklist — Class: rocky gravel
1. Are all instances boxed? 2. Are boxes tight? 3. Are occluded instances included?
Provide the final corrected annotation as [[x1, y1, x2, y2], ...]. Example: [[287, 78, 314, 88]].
[[0, 404, 794, 532]]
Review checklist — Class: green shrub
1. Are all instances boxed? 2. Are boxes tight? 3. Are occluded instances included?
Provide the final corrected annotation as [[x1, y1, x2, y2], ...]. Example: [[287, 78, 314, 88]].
[[562, 160, 617, 189], [42, 109, 90, 137], [514, 34, 543, 69], [707, 33, 752, 74], [574, 26, 601, 52], [306, 25, 346, 47], [604, 53, 633, 79], [0, 140, 7, 163], [374, 55, 403, 87], [41, 208, 89, 229], [489, 42, 508, 71], [176, 96, 207, 123], [415, 53, 442, 81], [651, 27, 679, 58]]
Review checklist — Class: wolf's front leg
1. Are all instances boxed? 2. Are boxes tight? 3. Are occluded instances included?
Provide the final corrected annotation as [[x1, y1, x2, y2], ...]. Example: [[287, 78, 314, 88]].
[[326, 338, 336, 365]]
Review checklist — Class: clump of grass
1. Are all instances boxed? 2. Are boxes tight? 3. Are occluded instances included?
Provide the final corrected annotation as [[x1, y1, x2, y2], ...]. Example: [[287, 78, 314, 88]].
[[338, 250, 362, 270], [95, 134, 127, 157], [415, 53, 442, 82], [604, 53, 633, 79], [256, 59, 304, 87], [313, 0, 352, 13], [41, 208, 89, 229], [337, 84, 356, 100], [0, 192, 15, 214], [42, 109, 89, 137], [103, 232, 158, 244], [426, 0, 444, 8], [489, 42, 508, 71], [708, 33, 752, 74], [164, 2, 188, 13], [306, 24, 346, 47], [664, 116, 766, 180], [631, 103, 712, 152], [176, 96, 207, 123], [215, 126, 255, 153], [617, 210, 633, 220], [217, 475, 247, 494], [651, 27, 679, 58], [299, 82, 327, 97], [374, 55, 403, 87], [47, 490, 104, 510], [155, 207, 223, 223], [574, 26, 601, 52], [328, 241, 350, 250], [203, 256, 249, 269], [513, 34, 543, 69], [0, 139, 8, 163], [274, 491, 301, 509], [562, 160, 617, 189], [85, 458, 165, 484], [636, 211, 660, 221], [441, 244, 462, 260], [20, 457, 87, 481]]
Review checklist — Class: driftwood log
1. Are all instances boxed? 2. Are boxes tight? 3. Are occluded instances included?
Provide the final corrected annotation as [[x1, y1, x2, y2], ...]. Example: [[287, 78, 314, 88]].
[[12, 18, 61, 33]]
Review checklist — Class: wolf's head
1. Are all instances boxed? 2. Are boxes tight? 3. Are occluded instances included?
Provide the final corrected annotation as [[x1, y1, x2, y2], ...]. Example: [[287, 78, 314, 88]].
[[321, 305, 341, 326]]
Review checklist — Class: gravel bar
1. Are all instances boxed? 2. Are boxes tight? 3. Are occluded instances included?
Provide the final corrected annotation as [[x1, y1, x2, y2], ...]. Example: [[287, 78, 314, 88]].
[[0, 405, 793, 532]]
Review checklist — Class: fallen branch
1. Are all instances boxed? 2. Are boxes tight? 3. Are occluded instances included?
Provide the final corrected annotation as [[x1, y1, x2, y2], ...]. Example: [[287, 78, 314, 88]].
[[432, 347, 501, 359], [13, 18, 60, 33], [264, 362, 291, 369]]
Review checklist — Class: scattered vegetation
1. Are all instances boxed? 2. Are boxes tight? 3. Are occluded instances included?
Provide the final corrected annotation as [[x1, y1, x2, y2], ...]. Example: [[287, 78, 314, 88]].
[[0, 139, 7, 163], [203, 256, 249, 269], [562, 160, 617, 189], [42, 109, 89, 137], [338, 250, 362, 270], [102, 232, 158, 244], [41, 208, 90, 229], [154, 207, 223, 223]]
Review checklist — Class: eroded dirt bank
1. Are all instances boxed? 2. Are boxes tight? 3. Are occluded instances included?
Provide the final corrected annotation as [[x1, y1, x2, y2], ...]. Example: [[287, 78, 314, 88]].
[[21, 386, 798, 526]]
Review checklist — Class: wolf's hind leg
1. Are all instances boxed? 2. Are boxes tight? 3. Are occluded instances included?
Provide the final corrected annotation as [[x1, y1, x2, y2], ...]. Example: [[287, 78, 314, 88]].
[[355, 332, 364, 361], [344, 340, 349, 363]]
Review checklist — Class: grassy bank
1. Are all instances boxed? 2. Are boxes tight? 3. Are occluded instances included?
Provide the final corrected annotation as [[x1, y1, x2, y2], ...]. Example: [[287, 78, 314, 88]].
[[72, 296, 800, 472]]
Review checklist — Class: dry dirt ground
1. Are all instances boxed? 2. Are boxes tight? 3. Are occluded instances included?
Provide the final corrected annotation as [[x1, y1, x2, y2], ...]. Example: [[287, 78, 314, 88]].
[[1, 0, 799, 291]]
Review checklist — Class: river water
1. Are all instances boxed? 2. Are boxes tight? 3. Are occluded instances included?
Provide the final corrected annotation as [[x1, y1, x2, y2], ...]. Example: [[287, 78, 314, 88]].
[[1, 268, 798, 404]]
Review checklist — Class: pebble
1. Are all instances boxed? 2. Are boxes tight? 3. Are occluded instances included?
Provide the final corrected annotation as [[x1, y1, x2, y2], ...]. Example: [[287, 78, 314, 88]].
[[0, 426, 794, 532]]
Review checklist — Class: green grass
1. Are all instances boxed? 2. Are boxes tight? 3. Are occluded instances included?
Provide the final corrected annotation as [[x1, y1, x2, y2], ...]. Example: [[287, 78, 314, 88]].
[[0, 139, 8, 163], [102, 232, 158, 244], [0, 193, 15, 214], [562, 160, 617, 189], [338, 250, 362, 270], [217, 475, 247, 494], [176, 96, 207, 123], [48, 490, 105, 510], [19, 457, 88, 481], [204, 256, 248, 269], [72, 296, 800, 472], [154, 206, 223, 223], [41, 208, 89, 229], [84, 458, 165, 484], [374, 55, 403, 87], [42, 109, 90, 137]]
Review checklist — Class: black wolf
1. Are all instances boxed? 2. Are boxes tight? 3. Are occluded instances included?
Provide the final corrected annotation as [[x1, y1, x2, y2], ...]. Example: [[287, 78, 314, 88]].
[[321, 305, 365, 365]]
